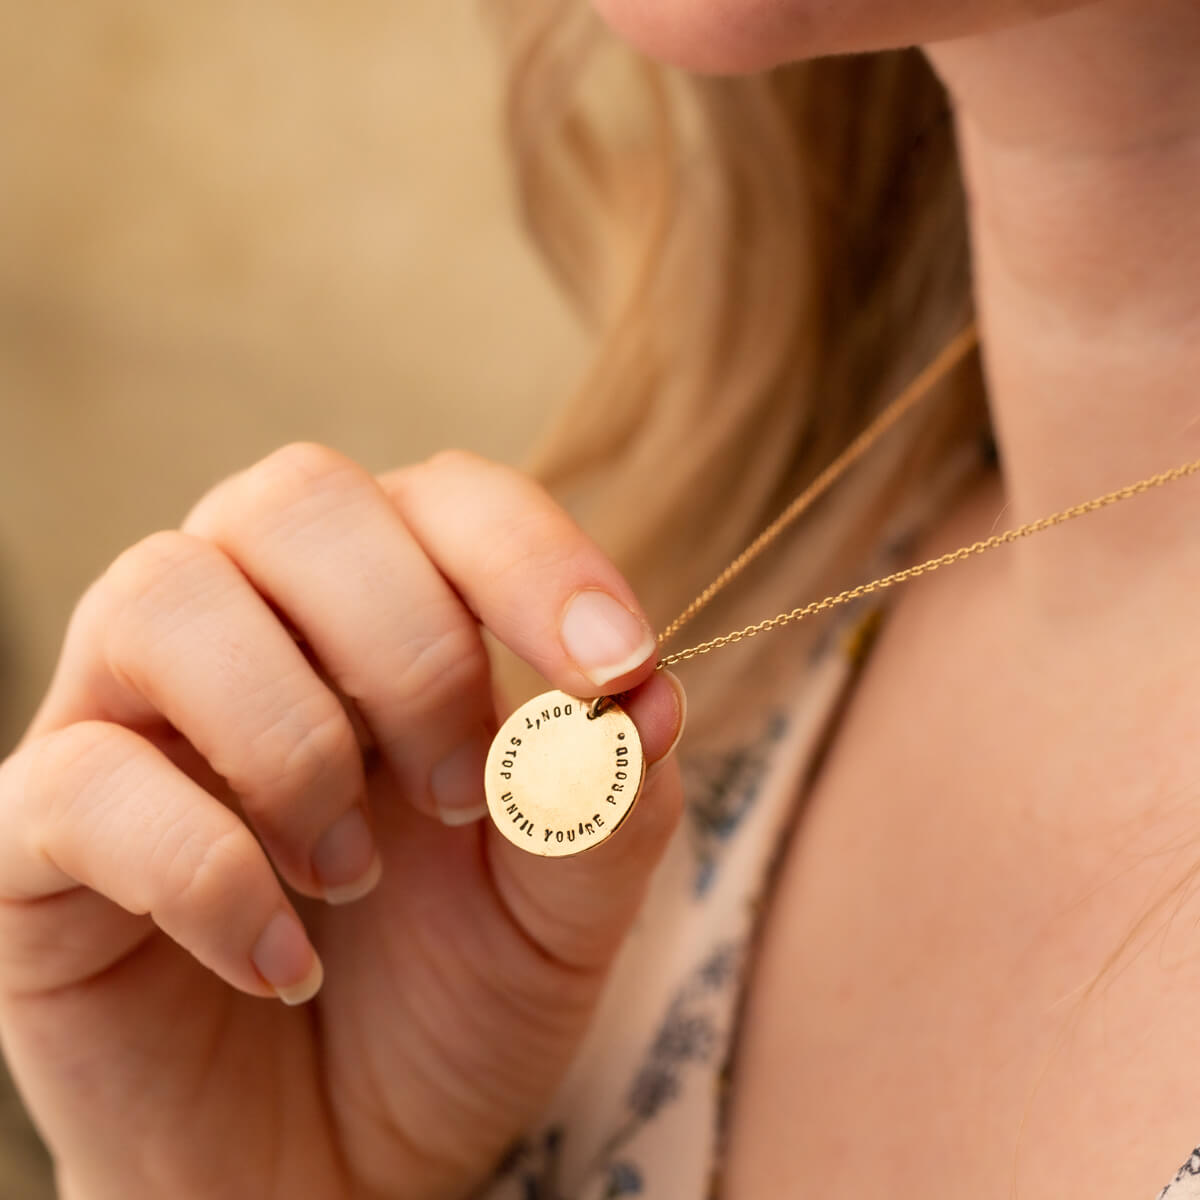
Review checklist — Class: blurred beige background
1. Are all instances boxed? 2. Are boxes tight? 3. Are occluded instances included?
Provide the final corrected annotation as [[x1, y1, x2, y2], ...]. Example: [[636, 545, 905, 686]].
[[0, 2, 587, 1192]]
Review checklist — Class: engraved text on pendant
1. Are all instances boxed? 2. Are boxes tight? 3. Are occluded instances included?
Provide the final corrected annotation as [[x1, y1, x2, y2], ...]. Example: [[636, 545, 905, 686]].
[[484, 689, 646, 857]]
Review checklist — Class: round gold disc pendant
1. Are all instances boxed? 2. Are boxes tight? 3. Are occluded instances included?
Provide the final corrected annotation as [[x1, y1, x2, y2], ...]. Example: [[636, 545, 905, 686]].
[[484, 689, 646, 858]]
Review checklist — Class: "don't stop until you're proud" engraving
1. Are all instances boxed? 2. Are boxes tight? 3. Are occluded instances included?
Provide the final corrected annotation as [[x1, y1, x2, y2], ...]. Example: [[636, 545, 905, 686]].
[[483, 689, 646, 857]]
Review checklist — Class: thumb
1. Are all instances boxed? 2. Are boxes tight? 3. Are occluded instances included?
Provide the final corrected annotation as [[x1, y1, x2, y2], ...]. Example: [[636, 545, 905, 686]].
[[485, 669, 687, 971]]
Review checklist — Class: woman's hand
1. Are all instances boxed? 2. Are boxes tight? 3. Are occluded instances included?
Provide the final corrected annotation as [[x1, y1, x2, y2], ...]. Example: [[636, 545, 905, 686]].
[[0, 444, 685, 1200]]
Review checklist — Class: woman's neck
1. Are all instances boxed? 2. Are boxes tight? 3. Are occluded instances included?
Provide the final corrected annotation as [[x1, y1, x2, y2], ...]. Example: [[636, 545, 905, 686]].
[[925, 0, 1200, 617]]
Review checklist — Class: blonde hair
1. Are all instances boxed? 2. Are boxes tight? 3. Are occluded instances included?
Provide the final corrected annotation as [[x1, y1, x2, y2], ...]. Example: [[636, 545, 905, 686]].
[[489, 2, 992, 737]]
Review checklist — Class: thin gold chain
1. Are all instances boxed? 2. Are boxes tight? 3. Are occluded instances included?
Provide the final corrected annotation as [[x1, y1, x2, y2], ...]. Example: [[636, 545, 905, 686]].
[[657, 455, 1200, 669], [657, 323, 981, 648], [652, 318, 1200, 672]]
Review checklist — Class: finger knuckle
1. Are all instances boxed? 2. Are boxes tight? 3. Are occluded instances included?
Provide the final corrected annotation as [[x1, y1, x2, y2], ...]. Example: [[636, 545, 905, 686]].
[[246, 694, 359, 814], [204, 442, 370, 542], [30, 721, 136, 800], [99, 530, 224, 617], [31, 720, 112, 782], [91, 532, 232, 672], [386, 448, 489, 509], [421, 447, 487, 477], [179, 466, 246, 531], [255, 441, 361, 500], [158, 822, 263, 928], [25, 722, 145, 850], [392, 621, 489, 711]]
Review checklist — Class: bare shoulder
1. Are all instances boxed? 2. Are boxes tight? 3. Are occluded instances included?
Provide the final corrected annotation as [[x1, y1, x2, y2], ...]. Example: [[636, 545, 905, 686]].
[[723, 465, 1200, 1200]]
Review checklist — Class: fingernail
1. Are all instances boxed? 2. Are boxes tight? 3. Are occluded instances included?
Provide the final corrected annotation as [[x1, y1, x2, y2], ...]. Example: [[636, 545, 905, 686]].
[[561, 590, 656, 687], [431, 732, 490, 826], [252, 911, 324, 1006], [660, 669, 688, 762], [312, 806, 382, 906]]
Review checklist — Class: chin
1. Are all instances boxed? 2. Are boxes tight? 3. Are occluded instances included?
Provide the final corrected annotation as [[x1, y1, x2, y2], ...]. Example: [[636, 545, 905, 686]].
[[588, 0, 1096, 74], [588, 0, 827, 72]]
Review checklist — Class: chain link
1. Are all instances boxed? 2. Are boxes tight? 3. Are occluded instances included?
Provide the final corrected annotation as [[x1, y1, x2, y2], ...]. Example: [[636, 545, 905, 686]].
[[657, 457, 1200, 669]]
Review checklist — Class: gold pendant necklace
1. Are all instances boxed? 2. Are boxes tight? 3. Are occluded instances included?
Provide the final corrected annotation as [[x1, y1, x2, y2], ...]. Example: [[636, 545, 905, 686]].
[[484, 324, 1200, 856]]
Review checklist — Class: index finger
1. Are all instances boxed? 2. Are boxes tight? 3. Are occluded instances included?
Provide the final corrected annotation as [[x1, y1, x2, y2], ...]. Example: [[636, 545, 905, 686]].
[[379, 451, 658, 697]]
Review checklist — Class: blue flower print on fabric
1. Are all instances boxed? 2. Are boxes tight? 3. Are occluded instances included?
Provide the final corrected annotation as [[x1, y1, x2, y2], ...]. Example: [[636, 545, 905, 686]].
[[606, 1162, 642, 1195], [483, 942, 743, 1200], [1159, 1148, 1200, 1199], [680, 715, 789, 897]]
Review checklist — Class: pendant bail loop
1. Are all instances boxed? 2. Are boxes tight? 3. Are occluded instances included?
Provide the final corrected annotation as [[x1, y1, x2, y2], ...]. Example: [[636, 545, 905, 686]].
[[587, 696, 614, 720]]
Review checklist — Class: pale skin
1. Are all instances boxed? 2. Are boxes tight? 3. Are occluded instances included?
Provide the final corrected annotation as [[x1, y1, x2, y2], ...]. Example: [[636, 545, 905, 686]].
[[3, 2, 1199, 1199]]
